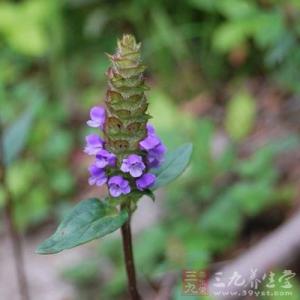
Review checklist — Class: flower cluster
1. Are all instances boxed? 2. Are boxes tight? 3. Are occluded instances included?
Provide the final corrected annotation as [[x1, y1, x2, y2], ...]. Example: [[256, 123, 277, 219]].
[[85, 111, 165, 197], [84, 34, 166, 198]]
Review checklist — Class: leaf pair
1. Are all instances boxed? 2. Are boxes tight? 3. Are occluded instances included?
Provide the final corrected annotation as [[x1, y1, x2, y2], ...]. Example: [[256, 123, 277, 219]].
[[37, 143, 193, 254]]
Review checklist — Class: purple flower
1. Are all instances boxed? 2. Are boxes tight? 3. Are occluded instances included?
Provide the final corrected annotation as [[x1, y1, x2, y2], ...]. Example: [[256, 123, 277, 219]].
[[136, 173, 156, 191], [108, 176, 131, 197], [95, 150, 116, 168], [147, 143, 167, 168], [139, 135, 161, 151], [121, 154, 146, 177], [84, 134, 104, 155], [140, 123, 167, 168], [88, 165, 107, 186], [87, 106, 106, 129], [147, 123, 156, 135]]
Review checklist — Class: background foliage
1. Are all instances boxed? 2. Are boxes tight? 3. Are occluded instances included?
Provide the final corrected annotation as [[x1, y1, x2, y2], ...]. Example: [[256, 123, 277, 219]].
[[0, 0, 300, 299]]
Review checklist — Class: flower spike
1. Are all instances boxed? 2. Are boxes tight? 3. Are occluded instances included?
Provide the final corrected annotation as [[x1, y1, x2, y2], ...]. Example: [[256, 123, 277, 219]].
[[84, 34, 166, 198]]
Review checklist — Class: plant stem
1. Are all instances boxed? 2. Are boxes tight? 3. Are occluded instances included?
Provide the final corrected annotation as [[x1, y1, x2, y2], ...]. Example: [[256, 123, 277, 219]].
[[4, 195, 30, 300], [0, 127, 30, 300], [121, 215, 141, 300]]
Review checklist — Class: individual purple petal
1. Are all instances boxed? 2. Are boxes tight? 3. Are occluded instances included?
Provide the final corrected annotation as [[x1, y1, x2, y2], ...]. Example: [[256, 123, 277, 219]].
[[87, 106, 106, 129], [147, 143, 167, 168], [108, 175, 131, 197], [88, 164, 107, 186], [95, 149, 116, 168], [149, 143, 166, 157], [129, 165, 144, 177], [140, 124, 167, 168], [108, 175, 123, 185], [121, 154, 145, 178], [84, 134, 104, 155], [109, 185, 122, 197], [147, 123, 156, 135], [136, 173, 156, 191], [139, 135, 161, 151], [119, 181, 131, 194], [147, 155, 163, 168]]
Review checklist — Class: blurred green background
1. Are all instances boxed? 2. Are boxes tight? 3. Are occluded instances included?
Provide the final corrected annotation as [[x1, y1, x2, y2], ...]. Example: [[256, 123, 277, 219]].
[[0, 0, 300, 299]]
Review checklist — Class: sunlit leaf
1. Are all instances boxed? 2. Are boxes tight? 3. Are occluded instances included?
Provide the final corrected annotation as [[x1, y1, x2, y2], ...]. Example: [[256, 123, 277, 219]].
[[213, 21, 249, 52]]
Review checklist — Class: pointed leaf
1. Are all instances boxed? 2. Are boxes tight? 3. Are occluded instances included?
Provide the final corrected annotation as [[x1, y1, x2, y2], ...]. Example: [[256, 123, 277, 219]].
[[36, 198, 128, 254], [151, 143, 193, 190]]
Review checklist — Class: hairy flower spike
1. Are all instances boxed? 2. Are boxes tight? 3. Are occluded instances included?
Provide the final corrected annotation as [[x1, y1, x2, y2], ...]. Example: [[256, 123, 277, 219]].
[[84, 34, 166, 198], [104, 35, 150, 156]]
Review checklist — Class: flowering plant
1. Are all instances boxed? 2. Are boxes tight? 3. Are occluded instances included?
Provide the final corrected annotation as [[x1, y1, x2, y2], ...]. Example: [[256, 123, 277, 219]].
[[37, 35, 192, 299]]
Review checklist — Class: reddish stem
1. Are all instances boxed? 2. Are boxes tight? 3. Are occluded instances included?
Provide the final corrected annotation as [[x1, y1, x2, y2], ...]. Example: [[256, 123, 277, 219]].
[[121, 216, 142, 300]]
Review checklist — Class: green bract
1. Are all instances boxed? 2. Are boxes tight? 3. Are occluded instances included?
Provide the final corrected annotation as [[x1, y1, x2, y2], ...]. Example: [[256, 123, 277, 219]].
[[105, 35, 150, 161]]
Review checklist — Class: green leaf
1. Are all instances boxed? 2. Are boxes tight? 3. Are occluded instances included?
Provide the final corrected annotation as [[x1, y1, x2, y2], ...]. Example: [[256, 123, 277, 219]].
[[0, 1, 51, 56], [217, 0, 257, 20], [225, 91, 256, 141], [230, 182, 274, 216], [199, 194, 242, 238], [36, 198, 128, 254], [151, 143, 193, 190], [213, 21, 249, 52], [3, 105, 37, 166]]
